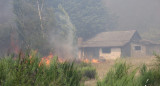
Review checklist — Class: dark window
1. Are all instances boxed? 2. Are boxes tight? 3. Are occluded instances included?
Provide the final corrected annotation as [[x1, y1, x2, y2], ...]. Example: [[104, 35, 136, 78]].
[[102, 48, 111, 53], [135, 46, 141, 50]]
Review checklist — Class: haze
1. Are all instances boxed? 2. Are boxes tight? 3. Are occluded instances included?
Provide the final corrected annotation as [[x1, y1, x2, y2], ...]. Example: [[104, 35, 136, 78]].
[[103, 0, 160, 40]]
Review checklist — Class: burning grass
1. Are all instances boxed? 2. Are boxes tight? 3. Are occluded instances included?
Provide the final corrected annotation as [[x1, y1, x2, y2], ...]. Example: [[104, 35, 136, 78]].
[[2, 50, 160, 86], [0, 50, 82, 86]]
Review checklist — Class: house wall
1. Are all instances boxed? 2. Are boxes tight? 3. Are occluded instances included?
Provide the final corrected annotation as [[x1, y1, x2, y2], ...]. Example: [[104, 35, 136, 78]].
[[78, 48, 82, 58], [121, 43, 131, 57], [99, 48, 121, 60], [131, 43, 146, 57], [145, 44, 160, 56], [79, 47, 100, 59]]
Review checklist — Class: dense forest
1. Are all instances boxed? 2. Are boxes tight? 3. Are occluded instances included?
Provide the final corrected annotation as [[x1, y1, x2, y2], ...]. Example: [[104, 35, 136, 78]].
[[0, 0, 160, 56]]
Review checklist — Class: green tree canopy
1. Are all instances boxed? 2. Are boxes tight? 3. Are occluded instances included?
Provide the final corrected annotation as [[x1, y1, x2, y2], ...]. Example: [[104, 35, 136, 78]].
[[47, 0, 116, 40]]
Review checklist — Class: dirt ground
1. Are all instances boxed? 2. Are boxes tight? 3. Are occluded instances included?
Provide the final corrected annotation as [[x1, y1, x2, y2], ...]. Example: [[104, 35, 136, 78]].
[[84, 57, 155, 86]]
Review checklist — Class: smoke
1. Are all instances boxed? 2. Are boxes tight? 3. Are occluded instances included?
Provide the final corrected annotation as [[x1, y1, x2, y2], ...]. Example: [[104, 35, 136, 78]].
[[49, 5, 77, 58], [103, 0, 160, 32], [0, 0, 13, 24]]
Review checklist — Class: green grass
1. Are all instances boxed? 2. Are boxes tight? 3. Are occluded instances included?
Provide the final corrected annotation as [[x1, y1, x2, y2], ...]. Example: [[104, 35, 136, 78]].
[[97, 61, 137, 86], [2, 50, 160, 86], [97, 55, 160, 86], [77, 62, 97, 80], [0, 50, 82, 86]]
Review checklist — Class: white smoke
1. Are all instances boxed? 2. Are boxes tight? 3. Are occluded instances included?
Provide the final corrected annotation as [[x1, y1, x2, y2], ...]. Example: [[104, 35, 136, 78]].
[[49, 4, 77, 58]]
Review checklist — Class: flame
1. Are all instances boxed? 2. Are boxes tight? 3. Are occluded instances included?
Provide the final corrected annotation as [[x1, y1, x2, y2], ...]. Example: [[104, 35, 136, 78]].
[[91, 59, 99, 63], [39, 53, 66, 66], [46, 58, 50, 65], [39, 53, 54, 66], [81, 58, 89, 63], [80, 58, 100, 63], [58, 57, 65, 63], [10, 32, 20, 54], [83, 59, 89, 63]]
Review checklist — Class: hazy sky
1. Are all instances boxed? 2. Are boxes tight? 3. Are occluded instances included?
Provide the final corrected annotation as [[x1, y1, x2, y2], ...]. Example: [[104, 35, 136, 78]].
[[0, 0, 12, 24], [0, 0, 160, 32], [103, 0, 160, 31]]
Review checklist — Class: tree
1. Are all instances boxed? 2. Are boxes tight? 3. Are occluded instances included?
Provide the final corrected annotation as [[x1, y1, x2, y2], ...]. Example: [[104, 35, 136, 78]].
[[13, 0, 55, 55], [47, 0, 116, 40], [50, 4, 77, 58]]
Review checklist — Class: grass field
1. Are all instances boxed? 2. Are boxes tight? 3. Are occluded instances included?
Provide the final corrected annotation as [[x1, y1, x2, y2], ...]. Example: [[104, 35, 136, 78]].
[[85, 57, 155, 86], [0, 52, 157, 86]]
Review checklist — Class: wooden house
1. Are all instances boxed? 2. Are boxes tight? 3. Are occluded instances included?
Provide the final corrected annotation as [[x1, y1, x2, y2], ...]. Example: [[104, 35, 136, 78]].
[[78, 30, 160, 59]]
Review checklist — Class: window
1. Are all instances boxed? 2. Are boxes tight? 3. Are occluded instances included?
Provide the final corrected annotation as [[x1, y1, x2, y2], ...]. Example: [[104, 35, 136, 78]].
[[102, 48, 111, 53], [135, 46, 141, 50]]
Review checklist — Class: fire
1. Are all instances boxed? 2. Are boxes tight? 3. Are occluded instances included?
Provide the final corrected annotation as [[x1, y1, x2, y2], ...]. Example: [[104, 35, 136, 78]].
[[46, 58, 50, 65], [81, 58, 100, 63], [39, 53, 66, 66], [10, 32, 20, 55], [58, 57, 65, 63], [83, 59, 89, 63], [39, 53, 54, 66], [91, 59, 99, 63]]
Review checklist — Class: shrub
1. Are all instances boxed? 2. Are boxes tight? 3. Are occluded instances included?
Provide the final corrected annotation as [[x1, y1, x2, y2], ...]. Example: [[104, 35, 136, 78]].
[[136, 55, 160, 86], [97, 54, 160, 86], [97, 61, 137, 86], [81, 67, 96, 79], [0, 51, 82, 86], [76, 62, 97, 80]]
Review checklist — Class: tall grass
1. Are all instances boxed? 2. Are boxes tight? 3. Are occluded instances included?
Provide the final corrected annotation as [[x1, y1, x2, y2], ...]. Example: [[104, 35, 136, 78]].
[[0, 51, 82, 86], [97, 61, 137, 86], [136, 55, 160, 86], [77, 62, 97, 80], [97, 55, 160, 86]]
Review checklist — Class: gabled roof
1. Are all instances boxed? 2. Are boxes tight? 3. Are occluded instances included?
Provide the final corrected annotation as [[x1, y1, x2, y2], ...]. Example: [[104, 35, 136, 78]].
[[136, 39, 160, 45], [80, 30, 139, 47]]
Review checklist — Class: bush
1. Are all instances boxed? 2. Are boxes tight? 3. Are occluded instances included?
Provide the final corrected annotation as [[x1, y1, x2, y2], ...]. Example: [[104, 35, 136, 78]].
[[97, 54, 160, 86], [76, 62, 97, 80], [97, 61, 137, 86], [136, 56, 160, 86], [81, 67, 96, 79], [0, 51, 82, 86]]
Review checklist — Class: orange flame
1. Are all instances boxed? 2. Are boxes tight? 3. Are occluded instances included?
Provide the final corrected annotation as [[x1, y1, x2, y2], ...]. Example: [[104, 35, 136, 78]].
[[84, 59, 89, 63], [39, 53, 66, 66], [91, 59, 99, 63], [58, 57, 65, 63], [10, 32, 20, 54], [39, 53, 54, 66], [81, 58, 100, 63]]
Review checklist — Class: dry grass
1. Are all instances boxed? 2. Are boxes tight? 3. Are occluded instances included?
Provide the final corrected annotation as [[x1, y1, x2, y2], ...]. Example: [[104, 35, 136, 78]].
[[84, 57, 155, 86]]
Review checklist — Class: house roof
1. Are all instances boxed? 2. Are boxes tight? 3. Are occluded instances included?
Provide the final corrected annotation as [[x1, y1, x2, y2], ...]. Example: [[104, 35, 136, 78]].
[[136, 39, 160, 45], [80, 30, 138, 47]]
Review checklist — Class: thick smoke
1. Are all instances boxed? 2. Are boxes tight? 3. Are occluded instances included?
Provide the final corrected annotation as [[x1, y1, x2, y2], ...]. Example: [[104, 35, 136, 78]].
[[49, 5, 77, 58]]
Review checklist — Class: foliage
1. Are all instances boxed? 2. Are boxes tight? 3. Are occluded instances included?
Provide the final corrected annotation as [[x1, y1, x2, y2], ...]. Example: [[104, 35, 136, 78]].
[[136, 55, 160, 86], [51, 4, 77, 58], [97, 62, 137, 86], [97, 55, 160, 86], [77, 62, 96, 80], [80, 67, 96, 79], [13, 0, 77, 56], [13, 0, 55, 55], [0, 51, 82, 86], [47, 0, 116, 39], [136, 65, 160, 86]]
